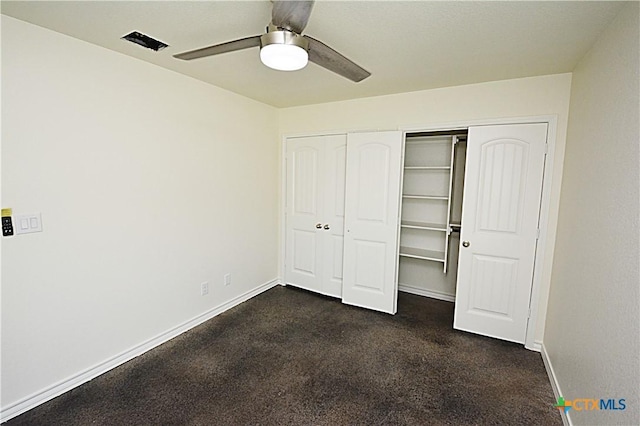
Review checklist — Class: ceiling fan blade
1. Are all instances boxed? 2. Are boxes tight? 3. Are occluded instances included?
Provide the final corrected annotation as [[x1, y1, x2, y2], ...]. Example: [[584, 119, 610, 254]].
[[173, 35, 261, 60], [272, 1, 314, 34], [304, 36, 371, 82]]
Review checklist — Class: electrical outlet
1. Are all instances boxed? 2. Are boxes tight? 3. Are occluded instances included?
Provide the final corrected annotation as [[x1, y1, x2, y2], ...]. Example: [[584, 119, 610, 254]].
[[224, 273, 231, 286], [200, 281, 209, 296]]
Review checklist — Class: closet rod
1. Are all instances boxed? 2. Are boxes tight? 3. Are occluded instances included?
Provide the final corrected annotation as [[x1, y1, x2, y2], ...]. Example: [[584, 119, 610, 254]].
[[406, 131, 468, 138]]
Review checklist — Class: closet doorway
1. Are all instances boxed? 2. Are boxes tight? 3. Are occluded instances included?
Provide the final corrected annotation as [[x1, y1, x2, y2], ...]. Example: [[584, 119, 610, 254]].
[[283, 117, 555, 349], [400, 123, 549, 344]]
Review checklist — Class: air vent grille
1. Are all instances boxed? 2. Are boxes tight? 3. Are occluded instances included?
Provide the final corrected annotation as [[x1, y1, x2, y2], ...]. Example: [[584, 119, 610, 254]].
[[122, 31, 168, 52]]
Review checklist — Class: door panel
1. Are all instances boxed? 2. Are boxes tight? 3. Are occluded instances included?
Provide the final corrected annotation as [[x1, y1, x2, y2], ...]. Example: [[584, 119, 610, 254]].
[[477, 141, 527, 233], [322, 137, 347, 297], [286, 138, 324, 292], [354, 144, 391, 221], [353, 239, 387, 292], [291, 230, 318, 276], [342, 131, 403, 314], [468, 254, 518, 317], [285, 135, 347, 297], [454, 123, 547, 343], [292, 148, 320, 215]]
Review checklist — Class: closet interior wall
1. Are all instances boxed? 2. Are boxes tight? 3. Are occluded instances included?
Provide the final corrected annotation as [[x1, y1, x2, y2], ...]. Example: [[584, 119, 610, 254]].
[[398, 132, 467, 301]]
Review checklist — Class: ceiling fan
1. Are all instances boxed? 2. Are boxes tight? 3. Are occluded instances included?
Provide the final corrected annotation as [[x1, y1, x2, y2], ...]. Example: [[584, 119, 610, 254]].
[[173, 0, 370, 82]]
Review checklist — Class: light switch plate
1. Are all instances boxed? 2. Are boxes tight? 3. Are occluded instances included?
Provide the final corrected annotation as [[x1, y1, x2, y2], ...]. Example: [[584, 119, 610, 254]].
[[14, 213, 42, 235]]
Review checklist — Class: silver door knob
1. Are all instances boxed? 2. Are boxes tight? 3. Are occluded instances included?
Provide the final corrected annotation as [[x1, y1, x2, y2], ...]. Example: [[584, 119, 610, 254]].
[[316, 223, 322, 229], [324, 224, 330, 230], [462, 241, 470, 247]]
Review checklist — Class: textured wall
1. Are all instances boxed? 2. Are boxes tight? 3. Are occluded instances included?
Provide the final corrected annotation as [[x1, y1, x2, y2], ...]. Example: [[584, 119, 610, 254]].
[[1, 16, 279, 410], [544, 2, 640, 425]]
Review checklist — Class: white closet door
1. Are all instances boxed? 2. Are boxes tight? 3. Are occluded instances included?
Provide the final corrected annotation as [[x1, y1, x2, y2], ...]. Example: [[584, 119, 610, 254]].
[[285, 135, 347, 296], [454, 123, 547, 343], [342, 131, 403, 314], [285, 136, 325, 293], [321, 138, 347, 297]]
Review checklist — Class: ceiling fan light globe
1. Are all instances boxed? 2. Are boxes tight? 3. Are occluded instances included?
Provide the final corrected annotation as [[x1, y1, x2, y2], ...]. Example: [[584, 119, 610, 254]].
[[260, 43, 308, 71]]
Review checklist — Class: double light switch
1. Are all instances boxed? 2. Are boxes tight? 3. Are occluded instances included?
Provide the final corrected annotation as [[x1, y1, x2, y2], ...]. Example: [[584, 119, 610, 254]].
[[14, 213, 43, 235]]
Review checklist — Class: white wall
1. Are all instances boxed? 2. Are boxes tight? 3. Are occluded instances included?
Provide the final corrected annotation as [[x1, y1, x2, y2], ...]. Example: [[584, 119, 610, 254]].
[[544, 3, 640, 425], [1, 16, 279, 413], [279, 73, 573, 345]]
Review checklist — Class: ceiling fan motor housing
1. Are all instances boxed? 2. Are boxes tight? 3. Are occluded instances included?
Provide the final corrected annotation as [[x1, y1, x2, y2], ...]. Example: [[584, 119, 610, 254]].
[[260, 29, 309, 51]]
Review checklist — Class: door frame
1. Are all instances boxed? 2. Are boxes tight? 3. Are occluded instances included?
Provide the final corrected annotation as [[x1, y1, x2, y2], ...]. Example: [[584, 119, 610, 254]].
[[400, 115, 558, 351], [280, 115, 558, 351]]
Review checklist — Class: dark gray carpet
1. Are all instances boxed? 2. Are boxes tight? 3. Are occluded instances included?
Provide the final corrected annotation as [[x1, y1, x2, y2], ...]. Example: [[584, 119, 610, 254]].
[[6, 286, 561, 425]]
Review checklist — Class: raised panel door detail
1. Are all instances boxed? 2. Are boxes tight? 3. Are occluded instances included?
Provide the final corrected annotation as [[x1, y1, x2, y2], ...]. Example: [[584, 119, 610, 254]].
[[353, 240, 386, 293], [477, 140, 528, 234], [292, 148, 319, 216], [330, 236, 344, 281], [292, 230, 317, 276], [467, 254, 518, 318], [322, 234, 344, 298], [355, 144, 390, 223], [332, 145, 347, 218]]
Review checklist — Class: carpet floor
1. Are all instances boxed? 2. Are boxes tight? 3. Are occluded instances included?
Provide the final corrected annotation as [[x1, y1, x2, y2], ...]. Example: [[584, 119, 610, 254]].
[[6, 286, 561, 425]]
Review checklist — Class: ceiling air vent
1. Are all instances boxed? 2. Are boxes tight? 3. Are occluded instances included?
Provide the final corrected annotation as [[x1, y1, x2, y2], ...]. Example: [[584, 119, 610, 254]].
[[121, 31, 168, 52]]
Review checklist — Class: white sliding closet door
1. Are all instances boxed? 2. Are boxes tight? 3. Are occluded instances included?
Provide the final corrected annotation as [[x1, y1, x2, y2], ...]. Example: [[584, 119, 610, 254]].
[[454, 123, 547, 343], [285, 135, 347, 297], [342, 131, 403, 314]]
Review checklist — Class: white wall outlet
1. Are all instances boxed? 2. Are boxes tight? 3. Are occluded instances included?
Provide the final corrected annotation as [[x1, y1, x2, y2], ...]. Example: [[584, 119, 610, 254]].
[[200, 281, 209, 296], [14, 213, 42, 235], [224, 273, 231, 286]]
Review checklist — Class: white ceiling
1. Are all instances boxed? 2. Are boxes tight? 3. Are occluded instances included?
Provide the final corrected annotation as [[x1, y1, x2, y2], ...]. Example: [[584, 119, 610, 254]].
[[1, 1, 625, 108]]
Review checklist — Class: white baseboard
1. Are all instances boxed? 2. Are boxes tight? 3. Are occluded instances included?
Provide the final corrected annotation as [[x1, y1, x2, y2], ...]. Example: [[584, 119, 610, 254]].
[[398, 284, 455, 302], [541, 343, 572, 426], [0, 278, 281, 423]]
